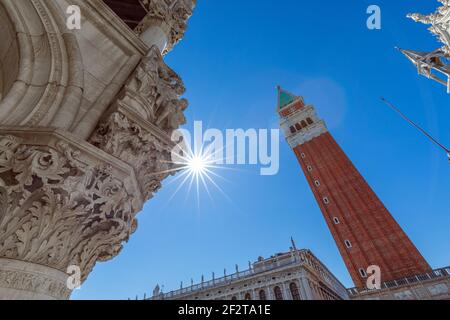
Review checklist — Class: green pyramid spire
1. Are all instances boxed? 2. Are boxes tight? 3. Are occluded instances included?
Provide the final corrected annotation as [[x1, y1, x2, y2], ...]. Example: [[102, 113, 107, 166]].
[[277, 86, 298, 109]]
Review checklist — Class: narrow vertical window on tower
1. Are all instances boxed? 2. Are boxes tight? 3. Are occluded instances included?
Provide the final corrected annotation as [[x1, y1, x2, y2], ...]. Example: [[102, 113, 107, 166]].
[[345, 240, 352, 248], [295, 123, 302, 131], [277, 86, 432, 288], [359, 268, 367, 278], [301, 153, 306, 158], [290, 126, 296, 134]]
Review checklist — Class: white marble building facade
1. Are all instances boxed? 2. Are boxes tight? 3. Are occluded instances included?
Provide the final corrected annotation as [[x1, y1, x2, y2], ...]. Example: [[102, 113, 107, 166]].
[[150, 248, 349, 301]]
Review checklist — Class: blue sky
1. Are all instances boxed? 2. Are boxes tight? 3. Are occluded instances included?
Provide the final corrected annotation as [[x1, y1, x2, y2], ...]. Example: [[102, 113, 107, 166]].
[[73, 0, 450, 299]]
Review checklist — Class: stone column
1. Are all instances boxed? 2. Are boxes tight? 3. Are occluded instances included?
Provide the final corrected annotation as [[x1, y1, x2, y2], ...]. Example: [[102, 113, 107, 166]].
[[0, 0, 196, 300], [266, 286, 273, 300], [136, 0, 197, 54], [300, 277, 315, 300], [0, 130, 142, 299]]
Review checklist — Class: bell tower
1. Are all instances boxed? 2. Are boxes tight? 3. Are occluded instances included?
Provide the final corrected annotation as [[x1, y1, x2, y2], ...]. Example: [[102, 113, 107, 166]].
[[277, 87, 431, 288]]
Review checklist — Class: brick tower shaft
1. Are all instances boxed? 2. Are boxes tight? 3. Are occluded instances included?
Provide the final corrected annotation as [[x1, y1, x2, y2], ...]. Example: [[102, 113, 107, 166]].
[[277, 87, 431, 288]]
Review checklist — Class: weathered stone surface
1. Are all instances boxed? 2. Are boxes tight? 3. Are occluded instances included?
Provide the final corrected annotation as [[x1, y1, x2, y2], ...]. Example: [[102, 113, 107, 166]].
[[0, 0, 195, 299], [90, 45, 187, 201], [0, 129, 142, 288], [136, 0, 197, 54]]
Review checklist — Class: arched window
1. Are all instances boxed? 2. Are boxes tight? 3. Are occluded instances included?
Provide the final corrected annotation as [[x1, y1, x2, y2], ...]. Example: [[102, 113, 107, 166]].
[[289, 282, 301, 300], [259, 290, 267, 300], [244, 293, 251, 300], [231, 296, 237, 300], [290, 126, 296, 134], [301, 120, 308, 128], [306, 117, 314, 125], [295, 123, 302, 131], [274, 286, 283, 300]]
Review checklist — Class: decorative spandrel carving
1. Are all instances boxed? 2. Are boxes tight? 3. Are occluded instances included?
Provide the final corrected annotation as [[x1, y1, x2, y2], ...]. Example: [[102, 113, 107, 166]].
[[0, 135, 138, 282], [136, 0, 197, 53]]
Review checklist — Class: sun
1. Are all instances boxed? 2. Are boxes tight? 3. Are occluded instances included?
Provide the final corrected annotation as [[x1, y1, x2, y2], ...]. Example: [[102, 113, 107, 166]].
[[156, 140, 231, 206], [188, 155, 207, 175]]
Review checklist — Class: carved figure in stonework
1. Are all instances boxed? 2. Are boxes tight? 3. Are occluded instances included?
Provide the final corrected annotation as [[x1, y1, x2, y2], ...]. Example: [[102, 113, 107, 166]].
[[408, 13, 437, 25], [170, 2, 193, 42], [136, 57, 159, 100], [156, 56, 185, 98], [123, 46, 186, 128], [124, 54, 160, 121], [140, 0, 168, 20], [408, 0, 450, 25], [89, 111, 176, 200], [156, 98, 187, 132], [438, 0, 450, 8], [153, 284, 160, 296]]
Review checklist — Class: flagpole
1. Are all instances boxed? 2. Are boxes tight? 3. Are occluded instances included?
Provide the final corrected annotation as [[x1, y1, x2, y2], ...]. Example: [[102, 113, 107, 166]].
[[380, 98, 450, 160]]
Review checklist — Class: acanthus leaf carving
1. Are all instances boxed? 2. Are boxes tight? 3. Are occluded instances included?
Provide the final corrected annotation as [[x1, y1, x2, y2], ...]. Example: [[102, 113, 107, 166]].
[[90, 112, 175, 201], [0, 134, 138, 282], [136, 0, 197, 53], [90, 45, 188, 201]]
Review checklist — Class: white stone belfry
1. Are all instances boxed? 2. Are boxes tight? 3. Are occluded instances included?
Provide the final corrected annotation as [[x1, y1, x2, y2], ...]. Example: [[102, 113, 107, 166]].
[[0, 0, 195, 299]]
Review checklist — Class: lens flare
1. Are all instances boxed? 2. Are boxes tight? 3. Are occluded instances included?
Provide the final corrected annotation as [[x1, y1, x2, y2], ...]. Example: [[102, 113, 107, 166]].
[[156, 138, 232, 207], [188, 155, 207, 175]]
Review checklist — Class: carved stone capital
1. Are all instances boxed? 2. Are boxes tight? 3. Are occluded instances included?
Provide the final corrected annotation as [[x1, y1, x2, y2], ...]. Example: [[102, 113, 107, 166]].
[[136, 0, 197, 53], [0, 128, 142, 295], [90, 46, 187, 201]]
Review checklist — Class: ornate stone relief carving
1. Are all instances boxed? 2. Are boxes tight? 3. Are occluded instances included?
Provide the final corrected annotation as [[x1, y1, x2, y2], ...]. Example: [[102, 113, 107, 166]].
[[0, 268, 71, 300], [90, 45, 188, 201], [408, 0, 450, 56], [0, 134, 138, 282], [90, 112, 175, 201], [121, 46, 188, 132], [136, 0, 197, 53], [0, 0, 195, 300]]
